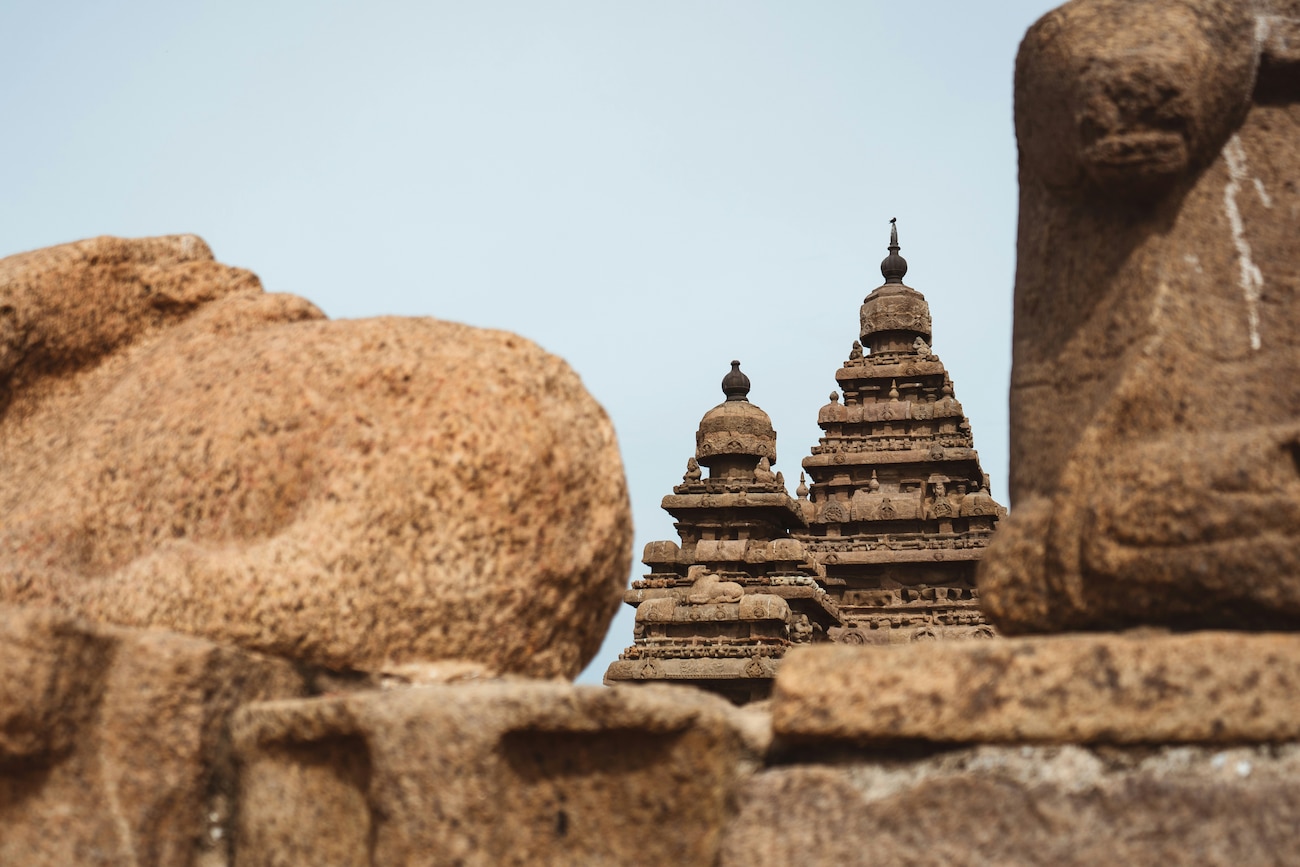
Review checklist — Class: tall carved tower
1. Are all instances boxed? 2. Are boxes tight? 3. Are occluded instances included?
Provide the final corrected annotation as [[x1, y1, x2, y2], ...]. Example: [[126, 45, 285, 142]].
[[794, 221, 1005, 644]]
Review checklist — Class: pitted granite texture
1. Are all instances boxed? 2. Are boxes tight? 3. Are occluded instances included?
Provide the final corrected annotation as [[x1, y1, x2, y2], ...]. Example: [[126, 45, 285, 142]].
[[0, 235, 632, 676], [721, 744, 1300, 866], [771, 632, 1300, 745], [0, 605, 304, 866], [232, 681, 767, 867], [979, 0, 1300, 633]]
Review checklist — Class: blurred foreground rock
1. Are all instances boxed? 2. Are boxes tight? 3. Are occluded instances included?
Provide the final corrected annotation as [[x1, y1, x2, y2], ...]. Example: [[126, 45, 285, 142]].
[[232, 682, 766, 867], [772, 632, 1300, 745], [722, 745, 1300, 866], [5, 602, 1299, 866], [0, 606, 304, 866], [978, 0, 1300, 632], [0, 234, 631, 676]]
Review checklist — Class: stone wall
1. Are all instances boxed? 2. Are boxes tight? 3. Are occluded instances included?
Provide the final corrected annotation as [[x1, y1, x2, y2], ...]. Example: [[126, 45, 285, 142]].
[[3, 607, 1298, 865]]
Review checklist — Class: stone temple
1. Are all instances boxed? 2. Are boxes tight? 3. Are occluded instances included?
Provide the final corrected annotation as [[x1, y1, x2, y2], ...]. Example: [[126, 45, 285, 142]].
[[606, 222, 1005, 701]]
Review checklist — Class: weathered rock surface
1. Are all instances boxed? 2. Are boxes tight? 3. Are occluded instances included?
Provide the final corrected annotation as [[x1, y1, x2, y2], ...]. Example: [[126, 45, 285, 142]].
[[772, 632, 1300, 745], [0, 605, 304, 866], [232, 681, 767, 867], [721, 744, 1300, 867], [0, 234, 632, 676], [978, 0, 1300, 632]]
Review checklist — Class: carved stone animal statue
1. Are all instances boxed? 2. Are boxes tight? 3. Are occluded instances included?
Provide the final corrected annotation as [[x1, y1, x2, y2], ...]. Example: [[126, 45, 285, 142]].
[[0, 235, 632, 676], [979, 0, 1300, 632]]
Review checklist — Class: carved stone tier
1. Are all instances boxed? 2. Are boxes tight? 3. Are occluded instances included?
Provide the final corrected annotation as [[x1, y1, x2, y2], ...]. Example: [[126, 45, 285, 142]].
[[794, 223, 1005, 645]]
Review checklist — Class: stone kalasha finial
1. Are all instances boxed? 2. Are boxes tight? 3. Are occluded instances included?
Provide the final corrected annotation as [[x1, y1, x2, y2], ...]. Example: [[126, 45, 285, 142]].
[[722, 360, 751, 402], [881, 217, 908, 284], [796, 472, 809, 499], [696, 361, 777, 466]]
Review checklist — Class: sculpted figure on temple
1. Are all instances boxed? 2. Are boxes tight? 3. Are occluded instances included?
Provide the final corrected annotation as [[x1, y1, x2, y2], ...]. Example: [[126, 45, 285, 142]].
[[683, 456, 702, 484], [753, 456, 777, 485], [684, 567, 744, 605], [820, 498, 849, 523], [930, 480, 955, 519], [979, 0, 1300, 633]]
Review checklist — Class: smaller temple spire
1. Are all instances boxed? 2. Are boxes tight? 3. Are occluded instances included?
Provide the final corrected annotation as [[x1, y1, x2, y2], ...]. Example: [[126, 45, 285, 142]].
[[722, 360, 751, 402], [880, 217, 908, 284]]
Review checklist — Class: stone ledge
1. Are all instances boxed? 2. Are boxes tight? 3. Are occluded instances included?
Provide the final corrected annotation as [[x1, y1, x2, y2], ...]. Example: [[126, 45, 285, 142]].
[[606, 655, 780, 682], [721, 745, 1300, 866], [772, 631, 1300, 744], [233, 681, 769, 867]]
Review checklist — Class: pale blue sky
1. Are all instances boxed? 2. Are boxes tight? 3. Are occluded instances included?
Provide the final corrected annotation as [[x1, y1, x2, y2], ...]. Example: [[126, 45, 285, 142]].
[[2, 1, 1060, 682]]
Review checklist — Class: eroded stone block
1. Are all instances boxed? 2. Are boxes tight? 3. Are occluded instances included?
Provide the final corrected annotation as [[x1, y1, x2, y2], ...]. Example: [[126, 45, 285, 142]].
[[771, 633, 1300, 746], [0, 605, 304, 866], [721, 745, 1300, 866], [232, 681, 767, 867]]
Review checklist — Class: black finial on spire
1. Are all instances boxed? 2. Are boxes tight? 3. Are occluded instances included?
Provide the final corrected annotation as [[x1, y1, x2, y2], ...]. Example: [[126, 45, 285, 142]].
[[721, 360, 751, 402], [881, 217, 908, 284]]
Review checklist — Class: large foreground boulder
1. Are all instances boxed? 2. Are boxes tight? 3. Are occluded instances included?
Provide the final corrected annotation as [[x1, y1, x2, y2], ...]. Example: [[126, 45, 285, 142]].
[[0, 235, 632, 676]]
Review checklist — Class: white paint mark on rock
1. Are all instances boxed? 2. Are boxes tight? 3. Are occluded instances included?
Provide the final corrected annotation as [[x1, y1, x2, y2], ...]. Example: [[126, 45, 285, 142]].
[[1253, 177, 1274, 208], [1223, 134, 1265, 351], [1255, 14, 1271, 47], [1142, 282, 1173, 358]]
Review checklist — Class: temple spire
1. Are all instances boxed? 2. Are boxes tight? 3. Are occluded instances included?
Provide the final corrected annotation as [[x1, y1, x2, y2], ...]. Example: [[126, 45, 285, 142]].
[[721, 360, 751, 402], [880, 217, 908, 284]]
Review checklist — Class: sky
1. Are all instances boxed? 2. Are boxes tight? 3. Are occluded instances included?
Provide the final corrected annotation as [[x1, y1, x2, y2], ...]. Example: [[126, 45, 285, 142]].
[[2, 0, 1062, 683]]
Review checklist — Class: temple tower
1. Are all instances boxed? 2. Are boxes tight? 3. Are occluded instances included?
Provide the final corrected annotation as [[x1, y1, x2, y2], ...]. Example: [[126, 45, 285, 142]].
[[605, 362, 841, 704], [794, 221, 1006, 644]]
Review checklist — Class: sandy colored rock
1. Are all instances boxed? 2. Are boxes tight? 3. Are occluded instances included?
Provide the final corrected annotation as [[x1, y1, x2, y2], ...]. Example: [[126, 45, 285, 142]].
[[0, 605, 304, 866], [721, 744, 1300, 867], [0, 234, 632, 676], [978, 0, 1300, 633], [772, 632, 1300, 745], [232, 681, 765, 867]]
